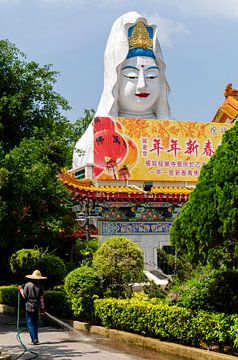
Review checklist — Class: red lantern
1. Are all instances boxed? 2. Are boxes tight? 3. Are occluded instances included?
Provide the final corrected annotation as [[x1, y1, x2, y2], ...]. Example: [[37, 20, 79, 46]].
[[93, 117, 115, 133], [94, 165, 104, 178], [94, 129, 127, 168]]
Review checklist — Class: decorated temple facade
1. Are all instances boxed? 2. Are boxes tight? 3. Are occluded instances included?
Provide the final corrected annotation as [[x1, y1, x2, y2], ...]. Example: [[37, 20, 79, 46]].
[[60, 10, 236, 272], [59, 171, 191, 270], [60, 115, 233, 271]]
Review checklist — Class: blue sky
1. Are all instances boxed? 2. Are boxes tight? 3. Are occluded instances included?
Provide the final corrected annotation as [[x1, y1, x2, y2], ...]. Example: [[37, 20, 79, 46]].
[[0, 0, 237, 123]]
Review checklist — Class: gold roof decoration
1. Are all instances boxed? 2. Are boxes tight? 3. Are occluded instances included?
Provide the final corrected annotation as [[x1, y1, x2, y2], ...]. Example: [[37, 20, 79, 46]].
[[224, 83, 238, 100], [128, 21, 153, 50], [212, 83, 238, 123], [58, 171, 192, 199]]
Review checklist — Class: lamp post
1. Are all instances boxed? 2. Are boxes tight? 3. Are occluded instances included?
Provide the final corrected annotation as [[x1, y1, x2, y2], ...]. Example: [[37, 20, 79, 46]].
[[74, 198, 99, 240]]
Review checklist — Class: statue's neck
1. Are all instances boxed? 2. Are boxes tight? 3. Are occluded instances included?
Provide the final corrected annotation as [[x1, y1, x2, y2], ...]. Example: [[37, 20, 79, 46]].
[[118, 110, 156, 119]]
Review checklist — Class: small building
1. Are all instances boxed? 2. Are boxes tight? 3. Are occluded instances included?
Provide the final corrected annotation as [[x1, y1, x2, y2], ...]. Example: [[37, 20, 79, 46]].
[[59, 170, 192, 271]]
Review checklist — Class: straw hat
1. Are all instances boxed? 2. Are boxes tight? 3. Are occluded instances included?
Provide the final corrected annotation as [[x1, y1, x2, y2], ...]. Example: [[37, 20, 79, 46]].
[[25, 270, 47, 280]]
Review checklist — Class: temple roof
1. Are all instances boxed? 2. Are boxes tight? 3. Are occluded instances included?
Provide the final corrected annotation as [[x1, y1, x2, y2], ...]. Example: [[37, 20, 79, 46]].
[[58, 171, 193, 202], [212, 83, 238, 123]]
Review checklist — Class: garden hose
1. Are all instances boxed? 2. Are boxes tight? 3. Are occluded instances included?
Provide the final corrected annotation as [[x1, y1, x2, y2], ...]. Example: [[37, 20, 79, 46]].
[[14, 291, 38, 360]]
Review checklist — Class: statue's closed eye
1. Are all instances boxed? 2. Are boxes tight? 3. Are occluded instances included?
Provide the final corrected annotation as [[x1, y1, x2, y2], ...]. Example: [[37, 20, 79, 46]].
[[125, 75, 138, 79]]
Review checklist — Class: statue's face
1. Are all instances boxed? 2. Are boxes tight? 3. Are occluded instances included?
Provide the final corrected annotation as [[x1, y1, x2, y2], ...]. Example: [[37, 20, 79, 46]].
[[118, 56, 160, 115]]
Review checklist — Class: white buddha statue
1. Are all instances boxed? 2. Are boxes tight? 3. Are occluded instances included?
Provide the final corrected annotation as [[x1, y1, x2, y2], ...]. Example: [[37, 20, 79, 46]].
[[73, 11, 170, 170]]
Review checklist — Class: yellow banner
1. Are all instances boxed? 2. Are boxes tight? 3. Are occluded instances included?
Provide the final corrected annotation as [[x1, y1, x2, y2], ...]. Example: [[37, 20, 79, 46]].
[[94, 118, 233, 182]]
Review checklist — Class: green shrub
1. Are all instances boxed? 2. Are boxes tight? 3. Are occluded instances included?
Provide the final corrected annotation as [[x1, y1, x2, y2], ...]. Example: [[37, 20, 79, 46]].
[[44, 289, 73, 319], [143, 281, 166, 299], [94, 297, 238, 350], [206, 269, 238, 313], [0, 285, 19, 307], [37, 255, 66, 289], [64, 265, 102, 322], [0, 285, 73, 319], [175, 270, 214, 311], [174, 267, 238, 314], [93, 236, 144, 298], [191, 311, 232, 348], [10, 248, 42, 281], [9, 248, 66, 289], [94, 298, 194, 342]]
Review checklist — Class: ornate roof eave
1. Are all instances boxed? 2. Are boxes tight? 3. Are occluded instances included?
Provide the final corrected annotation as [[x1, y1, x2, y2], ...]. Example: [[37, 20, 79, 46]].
[[212, 83, 238, 123], [58, 171, 193, 202]]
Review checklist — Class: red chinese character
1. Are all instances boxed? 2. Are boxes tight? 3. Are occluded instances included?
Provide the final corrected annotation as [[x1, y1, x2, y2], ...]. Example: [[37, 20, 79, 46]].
[[185, 139, 199, 156], [167, 139, 181, 157], [149, 139, 163, 156], [202, 140, 214, 157]]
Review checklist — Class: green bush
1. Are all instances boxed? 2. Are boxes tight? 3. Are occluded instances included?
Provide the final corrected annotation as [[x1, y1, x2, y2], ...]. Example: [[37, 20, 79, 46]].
[[37, 255, 66, 289], [9, 248, 66, 289], [143, 281, 166, 299], [206, 269, 238, 313], [10, 248, 42, 281], [0, 285, 19, 307], [94, 297, 238, 351], [191, 311, 231, 348], [175, 269, 214, 311], [0, 286, 73, 319], [93, 236, 144, 298], [174, 267, 238, 314], [44, 289, 73, 319], [64, 265, 102, 322]]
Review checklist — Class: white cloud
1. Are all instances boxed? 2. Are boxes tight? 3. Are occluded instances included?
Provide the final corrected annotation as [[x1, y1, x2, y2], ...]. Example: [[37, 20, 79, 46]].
[[153, 0, 238, 19], [147, 13, 190, 47]]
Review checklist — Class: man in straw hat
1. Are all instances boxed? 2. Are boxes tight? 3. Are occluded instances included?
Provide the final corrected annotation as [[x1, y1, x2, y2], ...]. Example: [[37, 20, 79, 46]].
[[18, 269, 47, 345]]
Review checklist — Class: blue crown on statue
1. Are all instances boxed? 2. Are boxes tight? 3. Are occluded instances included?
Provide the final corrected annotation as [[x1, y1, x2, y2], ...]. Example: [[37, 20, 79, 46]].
[[127, 21, 155, 59]]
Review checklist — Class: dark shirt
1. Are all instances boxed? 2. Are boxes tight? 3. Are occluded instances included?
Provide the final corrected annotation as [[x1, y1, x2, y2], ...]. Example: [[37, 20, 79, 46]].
[[23, 281, 44, 312]]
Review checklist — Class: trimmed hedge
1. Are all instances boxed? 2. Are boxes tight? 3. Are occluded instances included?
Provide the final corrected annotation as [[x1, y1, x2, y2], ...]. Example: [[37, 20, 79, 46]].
[[0, 286, 72, 318], [44, 289, 73, 319], [0, 285, 19, 308], [94, 298, 238, 351]]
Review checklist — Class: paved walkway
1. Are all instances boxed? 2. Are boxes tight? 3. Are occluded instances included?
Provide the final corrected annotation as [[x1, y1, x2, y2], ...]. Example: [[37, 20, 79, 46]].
[[0, 313, 173, 360]]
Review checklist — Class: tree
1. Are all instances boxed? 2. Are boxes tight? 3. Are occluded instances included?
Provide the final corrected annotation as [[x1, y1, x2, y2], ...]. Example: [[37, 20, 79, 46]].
[[92, 236, 144, 298], [170, 123, 238, 268], [0, 40, 77, 277], [70, 108, 95, 144], [0, 40, 70, 154]]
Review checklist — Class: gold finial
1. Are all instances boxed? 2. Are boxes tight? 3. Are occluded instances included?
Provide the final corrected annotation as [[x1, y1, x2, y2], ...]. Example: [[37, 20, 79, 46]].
[[128, 21, 153, 50]]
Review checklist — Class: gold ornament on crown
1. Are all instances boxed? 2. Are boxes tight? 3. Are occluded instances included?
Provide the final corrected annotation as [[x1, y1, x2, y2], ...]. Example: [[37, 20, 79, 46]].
[[128, 21, 153, 50]]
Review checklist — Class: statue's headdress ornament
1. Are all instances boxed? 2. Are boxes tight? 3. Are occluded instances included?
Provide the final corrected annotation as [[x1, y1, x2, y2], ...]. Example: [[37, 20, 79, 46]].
[[127, 21, 155, 59]]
